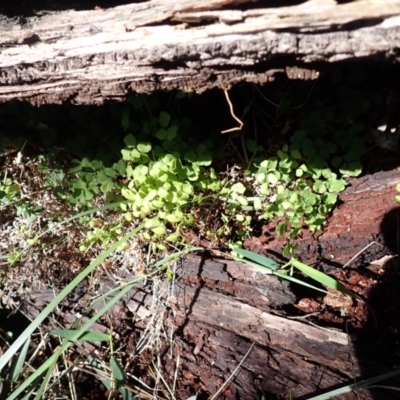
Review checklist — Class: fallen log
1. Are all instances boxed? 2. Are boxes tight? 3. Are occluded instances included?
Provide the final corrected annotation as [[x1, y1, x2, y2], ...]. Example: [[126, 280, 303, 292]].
[[1, 0, 400, 105], [19, 167, 400, 398], [20, 253, 398, 399]]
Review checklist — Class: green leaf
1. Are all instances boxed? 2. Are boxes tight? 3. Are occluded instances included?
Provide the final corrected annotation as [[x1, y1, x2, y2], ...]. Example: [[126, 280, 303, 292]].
[[137, 143, 152, 153], [114, 160, 126, 175], [327, 179, 346, 193], [231, 182, 246, 194], [256, 172, 266, 182], [236, 196, 248, 206], [233, 248, 280, 270], [152, 225, 166, 236], [165, 212, 184, 223], [156, 128, 168, 140], [123, 134, 136, 148], [260, 183, 269, 195], [277, 150, 288, 161], [121, 107, 130, 131], [50, 330, 110, 342], [159, 111, 171, 128], [253, 197, 262, 210], [313, 181, 326, 194], [339, 161, 362, 177], [100, 179, 114, 193], [197, 153, 212, 166], [91, 160, 103, 171], [302, 139, 316, 158], [290, 130, 307, 144], [182, 183, 193, 194], [104, 167, 117, 178], [110, 357, 125, 383], [291, 259, 360, 299], [167, 125, 178, 140], [267, 172, 279, 185], [184, 150, 197, 162], [323, 192, 338, 205], [290, 149, 302, 160], [245, 139, 258, 153], [276, 222, 287, 237], [321, 168, 332, 179]]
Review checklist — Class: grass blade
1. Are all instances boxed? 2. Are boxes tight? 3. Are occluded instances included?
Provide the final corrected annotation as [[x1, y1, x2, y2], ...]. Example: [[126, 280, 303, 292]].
[[272, 271, 330, 295], [10, 335, 30, 382], [307, 369, 400, 399], [7, 277, 144, 400], [110, 357, 125, 383], [291, 259, 360, 299], [49, 330, 110, 342], [233, 248, 280, 270], [0, 223, 143, 374]]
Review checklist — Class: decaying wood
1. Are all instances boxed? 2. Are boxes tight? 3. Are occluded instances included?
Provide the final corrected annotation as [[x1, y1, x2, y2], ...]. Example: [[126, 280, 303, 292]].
[[20, 172, 400, 400], [1, 0, 400, 105]]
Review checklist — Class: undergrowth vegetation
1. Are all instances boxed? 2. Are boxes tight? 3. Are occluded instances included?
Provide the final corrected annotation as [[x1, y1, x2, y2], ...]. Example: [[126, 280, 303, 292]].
[[1, 70, 371, 258]]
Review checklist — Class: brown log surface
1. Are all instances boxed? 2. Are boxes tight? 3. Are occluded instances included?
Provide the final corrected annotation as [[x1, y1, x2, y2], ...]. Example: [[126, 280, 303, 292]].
[[1, 0, 400, 105], [22, 255, 371, 399], [20, 169, 400, 399]]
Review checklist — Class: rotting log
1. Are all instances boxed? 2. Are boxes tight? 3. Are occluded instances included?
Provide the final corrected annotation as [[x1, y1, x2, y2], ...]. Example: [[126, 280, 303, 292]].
[[18, 169, 400, 399], [1, 0, 400, 105], [20, 254, 397, 399]]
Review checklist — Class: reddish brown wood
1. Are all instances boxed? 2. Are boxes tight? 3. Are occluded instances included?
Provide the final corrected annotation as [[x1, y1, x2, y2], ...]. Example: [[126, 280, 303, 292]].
[[21, 244, 399, 399]]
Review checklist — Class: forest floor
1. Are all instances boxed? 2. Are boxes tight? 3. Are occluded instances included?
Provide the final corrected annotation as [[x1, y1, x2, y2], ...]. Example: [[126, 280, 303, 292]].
[[1, 64, 400, 399]]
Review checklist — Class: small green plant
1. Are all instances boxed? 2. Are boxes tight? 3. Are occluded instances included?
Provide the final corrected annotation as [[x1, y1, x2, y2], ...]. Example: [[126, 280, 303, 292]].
[[68, 158, 126, 205], [233, 247, 360, 299], [119, 109, 252, 248], [250, 128, 364, 246], [79, 220, 125, 252], [0, 178, 19, 206]]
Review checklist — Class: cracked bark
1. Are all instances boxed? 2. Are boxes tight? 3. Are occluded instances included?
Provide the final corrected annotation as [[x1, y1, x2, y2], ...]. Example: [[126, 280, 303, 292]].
[[1, 0, 400, 105]]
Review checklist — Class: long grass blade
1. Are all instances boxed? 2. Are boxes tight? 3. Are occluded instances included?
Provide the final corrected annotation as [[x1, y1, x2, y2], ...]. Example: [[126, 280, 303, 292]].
[[233, 248, 280, 270], [307, 369, 400, 400], [7, 277, 144, 400], [10, 336, 30, 382], [291, 259, 360, 299], [49, 330, 110, 342], [272, 271, 330, 295], [0, 223, 143, 374]]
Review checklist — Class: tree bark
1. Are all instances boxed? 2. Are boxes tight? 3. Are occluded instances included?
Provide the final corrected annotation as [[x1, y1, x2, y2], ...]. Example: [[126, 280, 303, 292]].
[[1, 0, 400, 105]]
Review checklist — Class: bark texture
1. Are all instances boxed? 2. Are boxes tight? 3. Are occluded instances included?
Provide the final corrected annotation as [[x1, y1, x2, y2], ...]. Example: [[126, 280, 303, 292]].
[[1, 0, 400, 105]]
